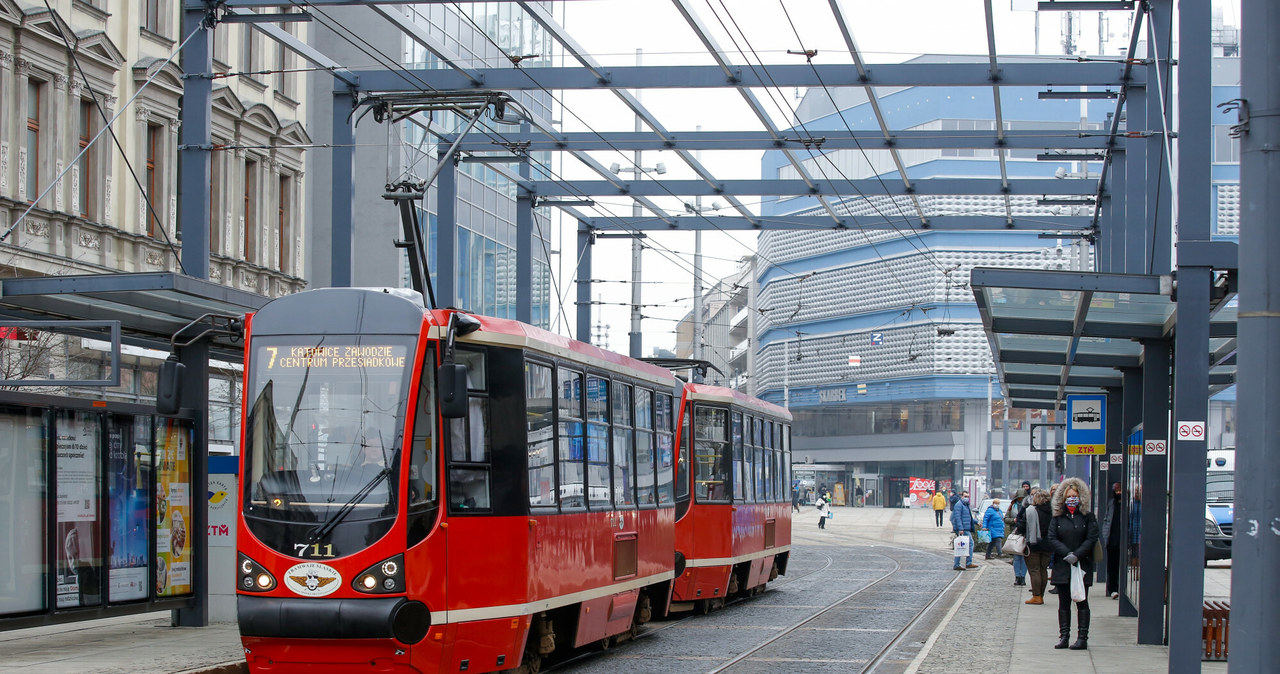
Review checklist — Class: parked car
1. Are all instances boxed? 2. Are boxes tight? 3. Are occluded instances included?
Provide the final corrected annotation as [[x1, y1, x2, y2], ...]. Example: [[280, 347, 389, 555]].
[[1204, 452, 1234, 562]]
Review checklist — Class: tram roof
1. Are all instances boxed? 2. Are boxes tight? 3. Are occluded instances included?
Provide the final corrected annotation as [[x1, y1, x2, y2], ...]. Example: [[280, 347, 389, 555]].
[[685, 383, 793, 421]]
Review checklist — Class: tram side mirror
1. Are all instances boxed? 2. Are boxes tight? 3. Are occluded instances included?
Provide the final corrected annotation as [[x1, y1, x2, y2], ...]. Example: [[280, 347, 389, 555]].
[[156, 355, 185, 416], [439, 363, 468, 418]]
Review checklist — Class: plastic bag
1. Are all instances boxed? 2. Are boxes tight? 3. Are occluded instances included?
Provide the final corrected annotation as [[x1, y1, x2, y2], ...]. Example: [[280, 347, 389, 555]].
[[826, 509, 834, 521], [976, 529, 992, 544], [1070, 563, 1087, 602], [953, 534, 971, 555]]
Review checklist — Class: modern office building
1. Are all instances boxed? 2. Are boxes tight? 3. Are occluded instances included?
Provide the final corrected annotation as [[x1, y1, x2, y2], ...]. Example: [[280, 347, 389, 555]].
[[737, 47, 1242, 505], [305, 2, 556, 325]]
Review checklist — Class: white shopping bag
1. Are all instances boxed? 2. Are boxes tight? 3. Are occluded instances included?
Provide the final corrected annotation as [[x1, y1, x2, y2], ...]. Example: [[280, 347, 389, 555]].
[[1070, 563, 1087, 602], [952, 534, 971, 555]]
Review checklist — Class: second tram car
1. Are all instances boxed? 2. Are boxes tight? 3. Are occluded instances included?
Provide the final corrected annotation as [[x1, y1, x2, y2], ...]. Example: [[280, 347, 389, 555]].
[[235, 288, 678, 673], [671, 384, 792, 612]]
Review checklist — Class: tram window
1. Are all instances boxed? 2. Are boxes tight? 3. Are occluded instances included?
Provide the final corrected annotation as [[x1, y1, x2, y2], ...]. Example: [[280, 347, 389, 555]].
[[655, 393, 674, 505], [676, 400, 690, 502], [449, 397, 489, 463], [448, 468, 491, 510], [743, 416, 755, 503], [408, 354, 438, 507], [635, 388, 656, 506], [731, 412, 744, 502], [764, 421, 774, 502], [693, 406, 730, 503], [456, 349, 486, 390], [612, 383, 635, 507], [526, 361, 556, 508], [586, 376, 611, 510], [558, 368, 586, 510], [774, 423, 784, 502]]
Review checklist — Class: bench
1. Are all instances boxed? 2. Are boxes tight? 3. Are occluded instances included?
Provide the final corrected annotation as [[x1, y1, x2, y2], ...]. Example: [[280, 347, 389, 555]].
[[1202, 599, 1230, 661]]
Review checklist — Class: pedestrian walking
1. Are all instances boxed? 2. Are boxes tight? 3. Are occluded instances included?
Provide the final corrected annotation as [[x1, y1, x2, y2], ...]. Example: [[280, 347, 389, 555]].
[[791, 486, 801, 513], [950, 491, 977, 570], [1018, 488, 1052, 604], [982, 498, 1005, 559], [1048, 477, 1099, 650], [816, 494, 829, 530], [931, 489, 947, 527], [1006, 488, 1028, 585], [1100, 481, 1123, 599]]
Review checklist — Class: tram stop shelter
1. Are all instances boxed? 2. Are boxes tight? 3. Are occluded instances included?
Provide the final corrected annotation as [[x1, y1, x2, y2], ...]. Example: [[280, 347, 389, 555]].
[[0, 271, 267, 629], [971, 264, 1237, 647]]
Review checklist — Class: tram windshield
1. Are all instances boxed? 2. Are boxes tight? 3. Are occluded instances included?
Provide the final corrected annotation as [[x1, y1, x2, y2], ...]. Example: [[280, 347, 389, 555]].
[[243, 335, 416, 526]]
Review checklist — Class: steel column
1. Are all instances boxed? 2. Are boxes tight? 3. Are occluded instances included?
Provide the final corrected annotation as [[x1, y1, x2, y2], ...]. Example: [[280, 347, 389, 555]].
[[1147, 2, 1174, 275], [576, 222, 592, 344], [1101, 149, 1125, 273], [1119, 367, 1142, 618], [1097, 385, 1123, 589], [516, 142, 533, 323], [1229, 0, 1280, 667], [1125, 88, 1148, 274], [173, 3, 212, 628], [435, 148, 457, 308], [1167, 1, 1213, 668], [330, 90, 355, 287], [1138, 339, 1170, 645]]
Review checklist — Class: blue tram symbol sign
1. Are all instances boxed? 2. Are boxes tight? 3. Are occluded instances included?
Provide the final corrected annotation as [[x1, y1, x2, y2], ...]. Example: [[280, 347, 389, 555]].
[[1065, 394, 1106, 455], [870, 333, 883, 346]]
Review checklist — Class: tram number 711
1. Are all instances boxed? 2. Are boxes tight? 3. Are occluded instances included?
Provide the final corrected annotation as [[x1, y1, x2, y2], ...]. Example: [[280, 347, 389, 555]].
[[294, 543, 337, 558]]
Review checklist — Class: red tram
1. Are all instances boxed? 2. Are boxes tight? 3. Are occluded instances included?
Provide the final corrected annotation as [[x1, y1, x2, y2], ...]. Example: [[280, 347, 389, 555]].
[[235, 288, 679, 673], [670, 384, 792, 612]]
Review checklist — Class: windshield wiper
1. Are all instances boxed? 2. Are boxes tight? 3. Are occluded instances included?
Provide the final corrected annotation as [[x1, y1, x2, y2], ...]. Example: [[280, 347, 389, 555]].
[[308, 468, 390, 543]]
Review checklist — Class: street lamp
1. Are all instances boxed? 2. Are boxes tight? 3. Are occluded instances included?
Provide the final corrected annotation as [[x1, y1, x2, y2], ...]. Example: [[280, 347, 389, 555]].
[[609, 160, 666, 358]]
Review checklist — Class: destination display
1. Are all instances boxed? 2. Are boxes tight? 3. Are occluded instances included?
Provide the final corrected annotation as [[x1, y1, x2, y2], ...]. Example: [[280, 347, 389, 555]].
[[259, 344, 409, 371]]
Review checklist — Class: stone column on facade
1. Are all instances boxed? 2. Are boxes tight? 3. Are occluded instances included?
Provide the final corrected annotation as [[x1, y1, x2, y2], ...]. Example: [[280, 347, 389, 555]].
[[68, 79, 83, 217], [293, 169, 304, 279], [235, 148, 246, 262], [268, 157, 281, 272], [167, 117, 180, 247], [135, 105, 151, 238], [101, 95, 116, 228], [0, 50, 13, 201], [15, 57, 31, 205]]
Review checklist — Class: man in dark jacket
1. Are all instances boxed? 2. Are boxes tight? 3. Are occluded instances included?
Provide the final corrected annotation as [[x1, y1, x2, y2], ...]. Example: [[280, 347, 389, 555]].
[[1048, 477, 1100, 651], [1100, 482, 1123, 598], [950, 491, 977, 570]]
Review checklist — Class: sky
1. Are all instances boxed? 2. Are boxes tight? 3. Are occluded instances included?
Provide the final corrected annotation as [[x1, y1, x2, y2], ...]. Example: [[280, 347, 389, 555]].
[[539, 0, 1240, 354]]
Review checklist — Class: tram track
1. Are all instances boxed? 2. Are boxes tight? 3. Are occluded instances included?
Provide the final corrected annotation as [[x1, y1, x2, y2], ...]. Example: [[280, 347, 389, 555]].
[[706, 544, 963, 674]]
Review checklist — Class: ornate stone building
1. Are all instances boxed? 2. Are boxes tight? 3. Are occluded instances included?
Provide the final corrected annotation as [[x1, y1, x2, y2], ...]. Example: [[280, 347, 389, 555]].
[[0, 0, 308, 297]]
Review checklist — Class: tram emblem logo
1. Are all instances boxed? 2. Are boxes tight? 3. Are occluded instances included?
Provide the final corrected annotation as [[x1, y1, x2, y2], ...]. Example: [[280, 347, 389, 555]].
[[284, 562, 342, 597]]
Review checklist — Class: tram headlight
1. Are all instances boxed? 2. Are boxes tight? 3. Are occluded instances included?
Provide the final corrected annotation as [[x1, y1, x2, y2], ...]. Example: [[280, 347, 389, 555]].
[[353, 554, 405, 594], [238, 554, 277, 592]]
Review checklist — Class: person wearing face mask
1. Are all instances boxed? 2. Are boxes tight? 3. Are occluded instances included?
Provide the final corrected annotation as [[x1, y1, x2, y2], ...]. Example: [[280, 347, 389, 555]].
[[1100, 481, 1124, 599], [950, 491, 977, 570], [1047, 477, 1099, 650]]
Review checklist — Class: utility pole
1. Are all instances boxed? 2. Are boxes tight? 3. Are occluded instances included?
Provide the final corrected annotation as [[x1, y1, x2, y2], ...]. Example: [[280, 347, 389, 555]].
[[628, 48, 644, 359], [692, 126, 705, 382]]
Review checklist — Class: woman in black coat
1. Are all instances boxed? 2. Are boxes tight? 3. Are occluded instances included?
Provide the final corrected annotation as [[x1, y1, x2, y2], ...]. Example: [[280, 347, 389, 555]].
[[1047, 476, 1100, 651]]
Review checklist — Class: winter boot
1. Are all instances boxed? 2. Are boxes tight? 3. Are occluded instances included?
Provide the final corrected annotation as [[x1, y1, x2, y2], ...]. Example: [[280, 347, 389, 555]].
[[1069, 603, 1090, 650], [1054, 605, 1071, 649]]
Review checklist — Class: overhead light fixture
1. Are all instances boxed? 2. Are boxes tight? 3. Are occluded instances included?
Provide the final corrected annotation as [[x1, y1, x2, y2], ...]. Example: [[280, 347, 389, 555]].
[[1036, 153, 1106, 162], [1037, 1, 1134, 11], [1038, 90, 1119, 100]]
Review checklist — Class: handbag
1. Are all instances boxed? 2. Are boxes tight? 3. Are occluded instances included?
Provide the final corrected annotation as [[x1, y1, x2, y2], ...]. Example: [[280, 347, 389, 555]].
[[1069, 564, 1087, 602], [976, 529, 992, 544], [1003, 533, 1028, 556]]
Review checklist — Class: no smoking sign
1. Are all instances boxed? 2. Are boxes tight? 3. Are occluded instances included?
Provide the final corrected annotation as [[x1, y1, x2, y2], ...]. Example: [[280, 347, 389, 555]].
[[1145, 439, 1167, 455], [1176, 421, 1206, 441]]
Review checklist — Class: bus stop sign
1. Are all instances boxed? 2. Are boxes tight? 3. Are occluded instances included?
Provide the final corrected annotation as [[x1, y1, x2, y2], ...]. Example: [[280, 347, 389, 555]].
[[1065, 394, 1106, 455]]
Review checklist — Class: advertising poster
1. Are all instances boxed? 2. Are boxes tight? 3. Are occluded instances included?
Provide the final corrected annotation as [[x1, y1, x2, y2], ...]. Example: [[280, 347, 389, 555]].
[[107, 418, 151, 602], [907, 477, 934, 507], [156, 419, 193, 597], [55, 411, 101, 608]]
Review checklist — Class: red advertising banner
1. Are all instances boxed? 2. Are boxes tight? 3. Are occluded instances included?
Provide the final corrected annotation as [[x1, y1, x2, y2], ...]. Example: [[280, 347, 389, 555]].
[[908, 477, 953, 507]]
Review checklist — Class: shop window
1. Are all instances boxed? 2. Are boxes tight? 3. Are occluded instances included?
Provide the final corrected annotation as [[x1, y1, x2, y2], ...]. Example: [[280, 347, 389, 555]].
[[0, 409, 47, 615]]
